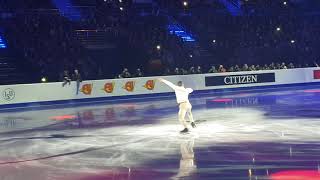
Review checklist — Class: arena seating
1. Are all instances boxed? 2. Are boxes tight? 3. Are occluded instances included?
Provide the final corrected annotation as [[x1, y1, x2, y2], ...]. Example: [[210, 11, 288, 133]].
[[0, 0, 319, 84]]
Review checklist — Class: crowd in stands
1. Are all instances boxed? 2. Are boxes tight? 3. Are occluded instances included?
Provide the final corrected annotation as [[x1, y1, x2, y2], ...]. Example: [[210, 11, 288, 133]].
[[1, 0, 320, 83], [2, 0, 189, 82], [175, 1, 320, 66], [4, 12, 97, 81], [116, 62, 318, 78]]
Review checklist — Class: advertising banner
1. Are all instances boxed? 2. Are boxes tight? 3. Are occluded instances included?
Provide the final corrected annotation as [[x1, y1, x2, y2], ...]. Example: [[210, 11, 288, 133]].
[[205, 73, 275, 86], [0, 68, 319, 107]]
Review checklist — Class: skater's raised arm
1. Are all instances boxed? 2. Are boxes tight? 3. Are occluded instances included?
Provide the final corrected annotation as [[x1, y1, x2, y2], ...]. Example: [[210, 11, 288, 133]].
[[158, 78, 178, 90]]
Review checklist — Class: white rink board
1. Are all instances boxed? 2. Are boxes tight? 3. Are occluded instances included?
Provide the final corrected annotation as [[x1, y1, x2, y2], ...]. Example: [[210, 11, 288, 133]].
[[0, 67, 319, 106]]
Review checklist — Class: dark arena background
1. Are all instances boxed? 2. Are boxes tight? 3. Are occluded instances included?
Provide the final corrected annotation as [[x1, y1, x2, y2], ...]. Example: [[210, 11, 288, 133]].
[[1, 0, 320, 179]]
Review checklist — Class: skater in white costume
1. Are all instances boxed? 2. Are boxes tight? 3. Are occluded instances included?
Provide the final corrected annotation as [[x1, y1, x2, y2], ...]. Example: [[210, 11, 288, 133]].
[[158, 78, 196, 133]]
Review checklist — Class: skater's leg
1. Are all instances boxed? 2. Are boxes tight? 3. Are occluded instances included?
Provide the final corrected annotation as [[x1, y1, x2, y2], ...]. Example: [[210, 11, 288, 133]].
[[187, 109, 194, 123], [187, 103, 196, 128], [178, 104, 188, 129]]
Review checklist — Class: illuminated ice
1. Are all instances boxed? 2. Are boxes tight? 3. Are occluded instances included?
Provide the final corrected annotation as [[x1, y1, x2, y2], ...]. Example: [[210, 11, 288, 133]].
[[1, 87, 320, 179]]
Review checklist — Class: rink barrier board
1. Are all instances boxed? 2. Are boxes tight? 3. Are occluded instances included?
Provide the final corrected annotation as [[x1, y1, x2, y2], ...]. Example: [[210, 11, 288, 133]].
[[0, 67, 319, 111], [0, 81, 320, 112]]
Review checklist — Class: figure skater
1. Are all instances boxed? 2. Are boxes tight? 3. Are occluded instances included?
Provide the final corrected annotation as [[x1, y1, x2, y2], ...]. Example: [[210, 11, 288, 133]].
[[158, 78, 196, 133]]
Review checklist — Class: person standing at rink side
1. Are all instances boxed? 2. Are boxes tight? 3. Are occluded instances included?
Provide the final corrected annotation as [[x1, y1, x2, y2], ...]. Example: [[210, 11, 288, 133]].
[[157, 78, 196, 133], [72, 69, 82, 95]]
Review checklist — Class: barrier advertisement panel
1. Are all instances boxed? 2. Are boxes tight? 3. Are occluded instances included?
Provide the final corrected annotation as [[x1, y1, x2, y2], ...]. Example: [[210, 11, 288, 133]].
[[0, 68, 319, 106], [205, 73, 275, 86]]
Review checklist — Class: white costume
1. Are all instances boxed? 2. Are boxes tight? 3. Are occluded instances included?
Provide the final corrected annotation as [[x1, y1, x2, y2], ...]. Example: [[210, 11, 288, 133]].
[[160, 79, 195, 129]]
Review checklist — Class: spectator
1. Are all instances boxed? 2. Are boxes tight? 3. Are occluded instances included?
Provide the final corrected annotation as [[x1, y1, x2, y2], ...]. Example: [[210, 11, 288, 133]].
[[218, 65, 226, 73], [234, 65, 240, 72], [120, 68, 132, 78], [174, 68, 180, 75], [196, 66, 202, 74], [189, 66, 196, 74], [134, 68, 144, 77], [255, 65, 261, 70], [249, 65, 256, 71], [242, 64, 249, 71], [281, 62, 287, 69], [208, 66, 218, 73]]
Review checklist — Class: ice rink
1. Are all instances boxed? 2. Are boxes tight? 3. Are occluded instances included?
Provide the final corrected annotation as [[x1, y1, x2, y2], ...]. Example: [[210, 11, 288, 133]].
[[1, 85, 320, 179]]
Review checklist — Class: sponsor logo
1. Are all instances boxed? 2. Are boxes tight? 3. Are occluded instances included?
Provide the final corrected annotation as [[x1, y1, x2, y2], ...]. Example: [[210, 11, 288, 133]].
[[80, 84, 93, 95], [103, 82, 115, 93], [205, 73, 275, 86], [123, 81, 135, 92], [224, 75, 258, 85], [313, 70, 320, 79], [143, 80, 155, 90], [2, 88, 15, 101]]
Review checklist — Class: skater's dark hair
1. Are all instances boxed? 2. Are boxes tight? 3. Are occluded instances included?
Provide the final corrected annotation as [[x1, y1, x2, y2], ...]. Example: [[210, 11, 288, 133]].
[[177, 81, 183, 86]]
